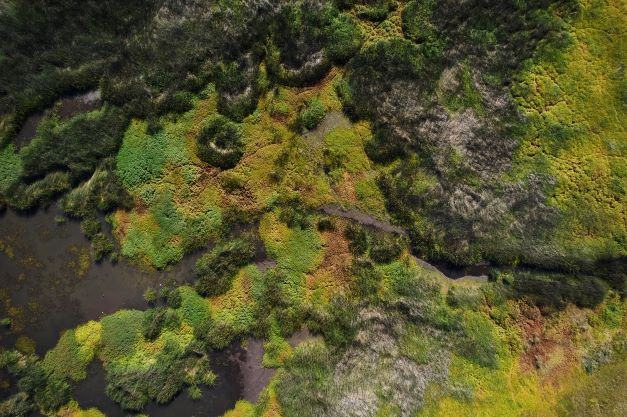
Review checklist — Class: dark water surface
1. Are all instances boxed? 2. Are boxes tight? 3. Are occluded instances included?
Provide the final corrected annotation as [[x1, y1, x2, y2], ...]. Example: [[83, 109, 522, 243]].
[[0, 205, 254, 416], [13, 89, 101, 149], [0, 205, 201, 355]]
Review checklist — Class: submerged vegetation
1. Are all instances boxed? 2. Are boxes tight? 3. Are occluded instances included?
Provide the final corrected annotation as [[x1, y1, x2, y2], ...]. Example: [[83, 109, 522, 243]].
[[0, 0, 625, 416]]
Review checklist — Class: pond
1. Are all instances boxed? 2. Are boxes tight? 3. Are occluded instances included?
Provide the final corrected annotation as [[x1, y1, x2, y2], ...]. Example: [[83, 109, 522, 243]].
[[0, 205, 261, 416]]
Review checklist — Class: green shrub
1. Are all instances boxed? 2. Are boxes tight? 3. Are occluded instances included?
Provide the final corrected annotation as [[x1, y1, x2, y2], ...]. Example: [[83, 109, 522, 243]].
[[196, 115, 244, 170], [308, 296, 357, 348], [80, 217, 101, 238], [99, 310, 143, 361], [194, 239, 256, 296], [0, 392, 34, 417], [298, 98, 326, 131], [188, 385, 202, 400], [276, 340, 334, 417], [20, 106, 127, 182], [512, 272, 609, 310], [352, 259, 383, 298], [157, 91, 194, 115], [344, 222, 368, 255], [167, 288, 182, 309], [142, 308, 166, 341], [460, 312, 500, 368], [446, 287, 483, 310], [369, 234, 403, 264], [324, 14, 363, 63], [91, 233, 115, 262], [178, 286, 212, 329], [0, 144, 22, 195], [214, 59, 263, 121], [402, 0, 436, 43]]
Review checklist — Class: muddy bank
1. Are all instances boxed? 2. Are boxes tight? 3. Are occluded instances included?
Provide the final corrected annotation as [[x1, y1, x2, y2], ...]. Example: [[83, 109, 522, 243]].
[[234, 327, 316, 403]]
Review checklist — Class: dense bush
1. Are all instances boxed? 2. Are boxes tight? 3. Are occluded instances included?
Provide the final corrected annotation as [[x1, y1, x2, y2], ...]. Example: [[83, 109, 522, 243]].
[[307, 295, 358, 348], [323, 13, 363, 63], [0, 351, 71, 415], [142, 308, 167, 341], [369, 233, 403, 264], [157, 91, 194, 116], [352, 259, 383, 298], [20, 106, 127, 182], [298, 98, 326, 131], [214, 57, 264, 121], [196, 116, 244, 170], [402, 0, 437, 43], [345, 0, 395, 21], [194, 239, 256, 297], [344, 222, 368, 255], [512, 271, 609, 310], [99, 310, 143, 361], [275, 340, 334, 417], [460, 312, 500, 368], [105, 339, 214, 410], [178, 286, 212, 329], [0, 392, 34, 417]]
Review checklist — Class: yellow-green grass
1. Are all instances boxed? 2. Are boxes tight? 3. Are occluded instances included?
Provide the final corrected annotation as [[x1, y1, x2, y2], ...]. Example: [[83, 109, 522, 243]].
[[511, 0, 627, 259], [209, 266, 259, 335], [56, 401, 105, 417], [43, 321, 101, 381], [220, 400, 256, 417]]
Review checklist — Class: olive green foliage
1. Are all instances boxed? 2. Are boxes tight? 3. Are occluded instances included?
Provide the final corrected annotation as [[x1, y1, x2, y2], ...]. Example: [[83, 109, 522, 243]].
[[0, 144, 22, 194], [298, 98, 326, 130], [268, 1, 362, 85], [105, 342, 209, 410], [446, 286, 483, 310], [20, 106, 127, 181], [142, 308, 168, 341], [197, 115, 244, 170], [352, 259, 384, 298], [178, 286, 212, 328], [557, 354, 627, 417], [41, 326, 97, 381], [460, 312, 500, 368], [307, 295, 358, 348], [214, 57, 264, 122], [99, 310, 144, 361], [275, 341, 334, 417], [343, 221, 403, 263], [344, 0, 603, 271], [324, 13, 363, 63], [115, 121, 170, 190], [512, 271, 609, 310], [194, 239, 256, 296], [0, 392, 33, 417], [0, 351, 71, 415], [341, 0, 395, 22], [402, 0, 436, 43]]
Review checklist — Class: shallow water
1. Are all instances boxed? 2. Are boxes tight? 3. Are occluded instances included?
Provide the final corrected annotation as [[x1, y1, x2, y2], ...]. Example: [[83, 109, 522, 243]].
[[72, 348, 243, 417], [0, 205, 254, 415], [13, 89, 101, 149], [0, 205, 201, 355]]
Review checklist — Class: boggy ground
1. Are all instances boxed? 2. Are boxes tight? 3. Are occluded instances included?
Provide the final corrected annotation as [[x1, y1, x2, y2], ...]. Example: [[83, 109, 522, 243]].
[[0, 1, 625, 417]]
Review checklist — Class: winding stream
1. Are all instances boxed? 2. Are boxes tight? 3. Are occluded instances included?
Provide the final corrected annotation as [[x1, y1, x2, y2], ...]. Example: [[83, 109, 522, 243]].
[[321, 204, 490, 281]]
